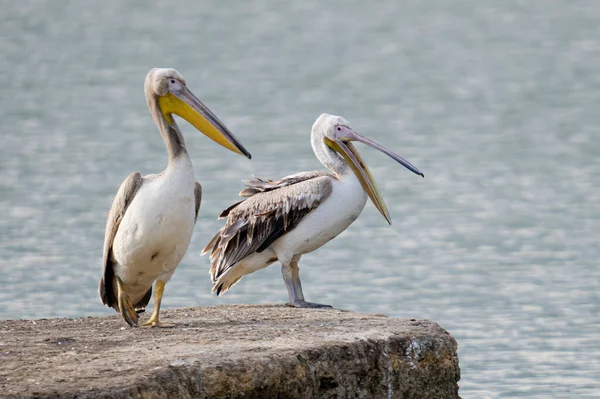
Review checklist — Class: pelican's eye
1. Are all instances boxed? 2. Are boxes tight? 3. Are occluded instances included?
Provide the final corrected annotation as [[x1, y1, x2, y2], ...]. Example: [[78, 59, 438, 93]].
[[167, 78, 183, 92]]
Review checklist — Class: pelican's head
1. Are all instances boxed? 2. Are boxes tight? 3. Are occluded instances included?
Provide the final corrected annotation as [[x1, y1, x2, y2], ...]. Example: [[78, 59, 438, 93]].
[[145, 68, 251, 159], [312, 113, 423, 224]]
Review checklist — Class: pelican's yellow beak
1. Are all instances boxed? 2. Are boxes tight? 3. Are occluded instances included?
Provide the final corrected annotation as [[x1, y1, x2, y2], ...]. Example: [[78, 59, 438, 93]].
[[324, 126, 423, 225], [324, 137, 392, 223], [158, 88, 251, 159]]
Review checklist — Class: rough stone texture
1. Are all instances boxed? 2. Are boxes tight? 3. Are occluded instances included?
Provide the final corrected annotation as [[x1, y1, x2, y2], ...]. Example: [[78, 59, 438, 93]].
[[0, 305, 460, 398]]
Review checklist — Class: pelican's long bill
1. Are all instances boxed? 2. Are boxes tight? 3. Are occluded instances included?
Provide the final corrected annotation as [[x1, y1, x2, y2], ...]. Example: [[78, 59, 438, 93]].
[[158, 87, 251, 159], [324, 126, 424, 224]]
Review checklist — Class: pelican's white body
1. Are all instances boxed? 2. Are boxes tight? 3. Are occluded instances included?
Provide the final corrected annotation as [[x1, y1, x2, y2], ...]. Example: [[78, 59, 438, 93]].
[[216, 170, 367, 286], [111, 157, 196, 304]]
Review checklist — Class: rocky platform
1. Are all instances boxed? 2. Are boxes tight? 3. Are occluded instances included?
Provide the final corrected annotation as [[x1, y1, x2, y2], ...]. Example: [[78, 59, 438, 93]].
[[0, 305, 460, 398]]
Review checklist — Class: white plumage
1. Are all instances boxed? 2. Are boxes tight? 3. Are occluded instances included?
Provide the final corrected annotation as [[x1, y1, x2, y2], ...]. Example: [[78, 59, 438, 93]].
[[99, 68, 250, 326], [111, 158, 196, 305], [203, 114, 423, 308]]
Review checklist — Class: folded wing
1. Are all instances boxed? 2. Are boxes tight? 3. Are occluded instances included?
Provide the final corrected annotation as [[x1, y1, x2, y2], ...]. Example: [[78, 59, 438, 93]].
[[203, 171, 333, 284]]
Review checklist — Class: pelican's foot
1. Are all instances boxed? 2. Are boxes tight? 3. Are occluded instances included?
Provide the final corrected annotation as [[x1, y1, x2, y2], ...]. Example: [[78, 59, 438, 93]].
[[141, 313, 174, 328], [141, 320, 175, 328], [289, 300, 333, 309]]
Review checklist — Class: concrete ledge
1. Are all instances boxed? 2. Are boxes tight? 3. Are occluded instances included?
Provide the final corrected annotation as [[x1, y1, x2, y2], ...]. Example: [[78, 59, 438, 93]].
[[0, 305, 460, 398]]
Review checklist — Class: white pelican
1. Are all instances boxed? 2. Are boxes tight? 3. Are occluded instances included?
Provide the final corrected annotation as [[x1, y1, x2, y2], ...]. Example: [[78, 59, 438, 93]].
[[203, 113, 423, 308], [99, 68, 251, 326]]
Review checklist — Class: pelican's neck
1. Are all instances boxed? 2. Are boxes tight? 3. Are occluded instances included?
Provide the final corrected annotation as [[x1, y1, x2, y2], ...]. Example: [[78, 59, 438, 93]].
[[311, 132, 350, 178], [147, 93, 189, 167]]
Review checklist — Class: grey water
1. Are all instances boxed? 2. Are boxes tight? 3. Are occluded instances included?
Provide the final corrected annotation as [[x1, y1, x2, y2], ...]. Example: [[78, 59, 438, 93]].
[[1, 1, 599, 397]]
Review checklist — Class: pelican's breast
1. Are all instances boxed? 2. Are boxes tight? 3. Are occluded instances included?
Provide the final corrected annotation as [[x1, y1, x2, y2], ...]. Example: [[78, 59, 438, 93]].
[[272, 172, 367, 258], [111, 166, 196, 296]]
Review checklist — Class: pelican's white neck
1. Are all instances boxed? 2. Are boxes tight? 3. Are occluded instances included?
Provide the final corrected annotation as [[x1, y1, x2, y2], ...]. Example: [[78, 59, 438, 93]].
[[311, 134, 349, 177], [145, 91, 189, 167]]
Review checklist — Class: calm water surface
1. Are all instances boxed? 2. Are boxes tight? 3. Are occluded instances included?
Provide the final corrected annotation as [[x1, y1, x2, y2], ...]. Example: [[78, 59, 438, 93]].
[[1, 1, 599, 397]]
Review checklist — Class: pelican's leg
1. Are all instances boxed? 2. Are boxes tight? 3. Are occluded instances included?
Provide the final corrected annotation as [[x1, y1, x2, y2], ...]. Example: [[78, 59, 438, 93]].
[[115, 276, 138, 326], [141, 280, 175, 328], [282, 256, 332, 309]]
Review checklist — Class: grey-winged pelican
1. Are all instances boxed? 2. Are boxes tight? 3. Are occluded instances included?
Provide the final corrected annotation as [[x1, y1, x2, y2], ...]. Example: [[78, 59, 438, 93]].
[[203, 113, 422, 308], [99, 68, 251, 326]]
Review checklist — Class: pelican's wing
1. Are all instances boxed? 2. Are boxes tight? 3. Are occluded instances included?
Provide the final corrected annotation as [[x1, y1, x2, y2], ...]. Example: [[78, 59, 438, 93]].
[[203, 171, 333, 289], [194, 181, 202, 223], [98, 172, 143, 308], [237, 171, 328, 198]]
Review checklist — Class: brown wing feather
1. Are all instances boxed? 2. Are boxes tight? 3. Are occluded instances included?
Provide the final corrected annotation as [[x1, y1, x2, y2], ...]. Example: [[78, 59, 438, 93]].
[[239, 171, 328, 197], [194, 181, 202, 223], [98, 172, 143, 308], [203, 172, 334, 285]]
